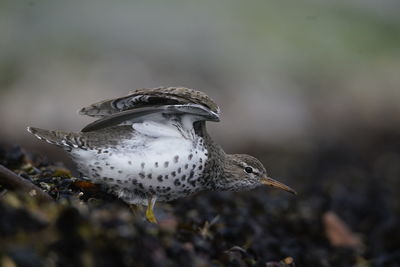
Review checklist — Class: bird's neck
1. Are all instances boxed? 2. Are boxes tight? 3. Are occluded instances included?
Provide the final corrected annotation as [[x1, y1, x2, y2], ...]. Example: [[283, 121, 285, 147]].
[[213, 154, 240, 191], [193, 121, 227, 190]]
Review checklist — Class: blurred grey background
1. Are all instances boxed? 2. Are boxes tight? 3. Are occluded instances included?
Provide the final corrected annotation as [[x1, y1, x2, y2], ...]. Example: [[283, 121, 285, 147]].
[[1, 0, 400, 161]]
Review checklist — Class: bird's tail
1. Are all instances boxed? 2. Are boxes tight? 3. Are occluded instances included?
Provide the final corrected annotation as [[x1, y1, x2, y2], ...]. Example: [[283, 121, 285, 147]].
[[27, 127, 81, 149]]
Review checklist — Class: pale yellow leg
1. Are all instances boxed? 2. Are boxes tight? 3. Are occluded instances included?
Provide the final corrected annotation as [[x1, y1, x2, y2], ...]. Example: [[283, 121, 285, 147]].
[[145, 197, 158, 224]]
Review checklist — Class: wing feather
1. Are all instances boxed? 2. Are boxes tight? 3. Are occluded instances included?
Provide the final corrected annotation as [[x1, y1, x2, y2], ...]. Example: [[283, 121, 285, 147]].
[[81, 104, 219, 132], [79, 87, 220, 118]]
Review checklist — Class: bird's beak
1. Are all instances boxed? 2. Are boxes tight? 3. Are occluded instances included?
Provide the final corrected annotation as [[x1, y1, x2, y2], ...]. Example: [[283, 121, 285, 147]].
[[260, 177, 297, 195]]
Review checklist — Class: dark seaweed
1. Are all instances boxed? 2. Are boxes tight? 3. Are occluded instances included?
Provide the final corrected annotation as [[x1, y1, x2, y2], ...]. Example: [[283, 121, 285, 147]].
[[1, 129, 400, 266]]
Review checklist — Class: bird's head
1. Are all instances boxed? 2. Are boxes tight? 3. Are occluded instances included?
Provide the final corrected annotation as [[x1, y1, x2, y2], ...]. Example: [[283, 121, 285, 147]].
[[219, 154, 296, 194]]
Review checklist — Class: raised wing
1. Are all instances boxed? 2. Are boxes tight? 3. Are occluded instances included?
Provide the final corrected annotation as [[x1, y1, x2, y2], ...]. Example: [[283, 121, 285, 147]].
[[79, 87, 220, 118], [79, 87, 221, 132], [81, 104, 219, 132]]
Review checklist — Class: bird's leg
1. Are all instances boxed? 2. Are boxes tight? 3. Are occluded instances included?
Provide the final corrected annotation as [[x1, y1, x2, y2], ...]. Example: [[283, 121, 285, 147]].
[[145, 196, 158, 224], [129, 204, 142, 216]]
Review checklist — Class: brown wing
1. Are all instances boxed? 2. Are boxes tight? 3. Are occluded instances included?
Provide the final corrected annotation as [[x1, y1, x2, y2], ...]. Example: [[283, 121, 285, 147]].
[[79, 87, 221, 132], [79, 87, 220, 118]]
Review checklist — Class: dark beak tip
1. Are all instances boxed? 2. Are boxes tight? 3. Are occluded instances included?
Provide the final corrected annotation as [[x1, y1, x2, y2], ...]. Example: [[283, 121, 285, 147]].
[[282, 187, 297, 195], [261, 177, 297, 196]]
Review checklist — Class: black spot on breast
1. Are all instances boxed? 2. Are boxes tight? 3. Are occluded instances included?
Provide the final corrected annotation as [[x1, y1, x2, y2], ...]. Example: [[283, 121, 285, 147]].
[[147, 174, 152, 179], [174, 155, 179, 163], [164, 161, 169, 168], [139, 173, 145, 179], [118, 170, 123, 174], [181, 175, 186, 181], [117, 179, 122, 184], [106, 162, 110, 166], [155, 162, 159, 167], [157, 175, 163, 182], [110, 166, 115, 170], [103, 150, 109, 153], [174, 179, 181, 186], [198, 165, 203, 170], [171, 171, 176, 177], [189, 171, 194, 179], [128, 161, 132, 165], [178, 167, 182, 174], [91, 168, 96, 172], [133, 189, 145, 198], [94, 162, 100, 165], [188, 154, 193, 160], [132, 179, 137, 185], [139, 183, 144, 189], [141, 162, 145, 169], [192, 164, 196, 170], [97, 166, 102, 171], [184, 164, 189, 169], [200, 158, 203, 163], [164, 174, 169, 180]]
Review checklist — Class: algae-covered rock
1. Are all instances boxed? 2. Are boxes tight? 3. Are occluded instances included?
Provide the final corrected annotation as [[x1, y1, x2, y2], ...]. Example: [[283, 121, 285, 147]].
[[1, 138, 400, 266]]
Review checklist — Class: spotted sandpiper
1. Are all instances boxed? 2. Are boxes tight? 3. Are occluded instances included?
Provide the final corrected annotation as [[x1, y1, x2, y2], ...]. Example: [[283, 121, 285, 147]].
[[27, 87, 296, 223]]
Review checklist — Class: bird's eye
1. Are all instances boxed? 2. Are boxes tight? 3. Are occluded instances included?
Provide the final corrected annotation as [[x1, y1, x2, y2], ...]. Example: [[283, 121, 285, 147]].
[[244, 167, 253, 173]]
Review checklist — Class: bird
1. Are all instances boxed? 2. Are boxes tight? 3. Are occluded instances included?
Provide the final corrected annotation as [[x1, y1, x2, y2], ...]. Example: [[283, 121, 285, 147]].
[[27, 87, 296, 223]]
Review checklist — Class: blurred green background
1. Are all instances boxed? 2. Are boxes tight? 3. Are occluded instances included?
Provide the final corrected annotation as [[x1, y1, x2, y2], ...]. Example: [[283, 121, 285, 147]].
[[1, 0, 399, 145]]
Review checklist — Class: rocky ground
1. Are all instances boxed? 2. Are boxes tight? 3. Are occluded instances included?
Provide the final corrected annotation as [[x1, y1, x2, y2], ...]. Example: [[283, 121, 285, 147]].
[[1, 128, 400, 267]]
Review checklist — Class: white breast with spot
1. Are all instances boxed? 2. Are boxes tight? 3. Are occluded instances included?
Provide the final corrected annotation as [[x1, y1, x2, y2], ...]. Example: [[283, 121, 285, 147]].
[[70, 120, 208, 203]]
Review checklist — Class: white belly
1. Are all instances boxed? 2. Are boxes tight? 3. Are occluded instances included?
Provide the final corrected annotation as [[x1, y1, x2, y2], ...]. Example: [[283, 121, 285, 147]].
[[70, 131, 207, 204]]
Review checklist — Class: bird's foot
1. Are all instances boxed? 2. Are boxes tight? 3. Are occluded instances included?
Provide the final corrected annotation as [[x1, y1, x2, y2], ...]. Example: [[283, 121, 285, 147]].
[[145, 207, 157, 223], [145, 197, 158, 224]]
